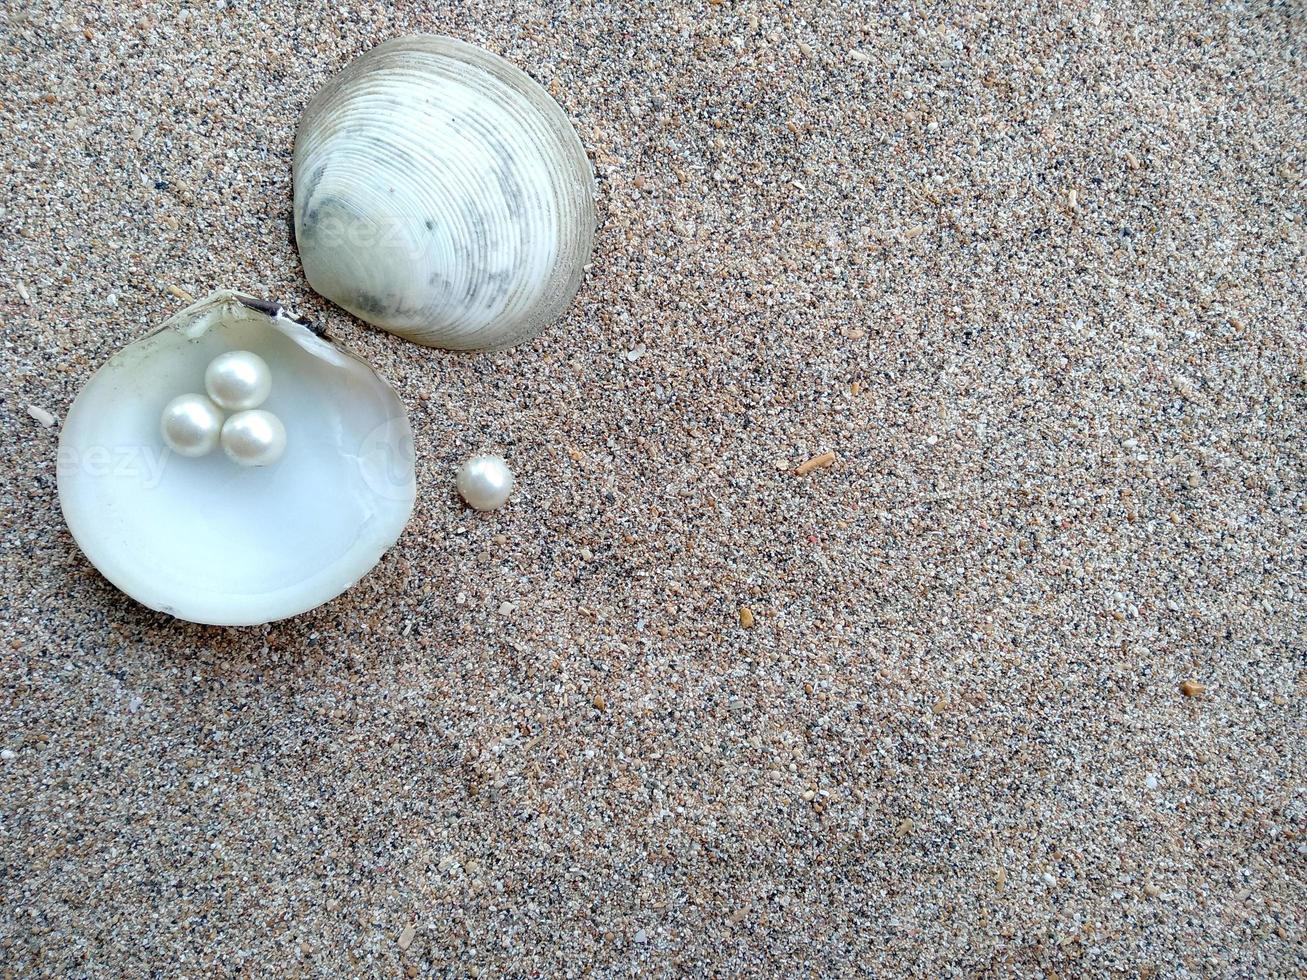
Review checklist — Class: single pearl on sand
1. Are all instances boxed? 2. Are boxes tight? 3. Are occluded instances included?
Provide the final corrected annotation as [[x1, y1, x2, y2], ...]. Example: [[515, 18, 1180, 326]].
[[457, 454, 514, 511], [205, 350, 272, 411], [221, 409, 287, 467], [160, 393, 224, 457]]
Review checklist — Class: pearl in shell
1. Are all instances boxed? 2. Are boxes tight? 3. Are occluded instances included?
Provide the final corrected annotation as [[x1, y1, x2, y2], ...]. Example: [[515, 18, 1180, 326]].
[[205, 349, 272, 411], [222, 409, 287, 467], [456, 455, 514, 511], [160, 393, 224, 457]]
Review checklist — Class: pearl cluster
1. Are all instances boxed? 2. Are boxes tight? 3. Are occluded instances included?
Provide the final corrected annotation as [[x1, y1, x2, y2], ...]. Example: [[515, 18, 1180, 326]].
[[159, 351, 287, 467]]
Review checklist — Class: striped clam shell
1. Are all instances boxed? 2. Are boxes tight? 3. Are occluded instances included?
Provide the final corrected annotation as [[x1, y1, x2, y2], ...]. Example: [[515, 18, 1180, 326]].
[[293, 35, 596, 350]]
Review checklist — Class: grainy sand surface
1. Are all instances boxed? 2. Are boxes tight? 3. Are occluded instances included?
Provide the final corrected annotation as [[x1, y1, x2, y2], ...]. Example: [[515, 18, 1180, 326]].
[[2, 1, 1305, 975]]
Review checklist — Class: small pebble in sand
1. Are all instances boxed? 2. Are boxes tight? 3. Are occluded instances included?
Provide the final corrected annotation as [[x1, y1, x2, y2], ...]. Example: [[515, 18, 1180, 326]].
[[397, 923, 415, 950], [27, 405, 56, 428], [0, 749, 15, 761], [1180, 680, 1206, 698], [794, 451, 836, 476], [738, 606, 755, 629]]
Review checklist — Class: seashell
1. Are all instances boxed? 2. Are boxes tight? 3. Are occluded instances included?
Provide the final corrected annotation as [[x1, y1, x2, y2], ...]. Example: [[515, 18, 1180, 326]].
[[293, 34, 596, 350], [58, 290, 416, 626]]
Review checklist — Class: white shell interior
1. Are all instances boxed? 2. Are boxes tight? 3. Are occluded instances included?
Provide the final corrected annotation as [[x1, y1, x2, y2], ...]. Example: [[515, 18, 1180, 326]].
[[293, 34, 596, 350], [58, 291, 416, 626]]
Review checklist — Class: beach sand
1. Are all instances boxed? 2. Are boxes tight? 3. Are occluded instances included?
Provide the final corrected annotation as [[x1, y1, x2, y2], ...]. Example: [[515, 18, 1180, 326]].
[[1, 1, 1304, 974]]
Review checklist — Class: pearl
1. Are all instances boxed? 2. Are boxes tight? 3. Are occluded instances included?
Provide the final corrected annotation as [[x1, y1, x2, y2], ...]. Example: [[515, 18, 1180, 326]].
[[456, 454, 515, 511], [221, 410, 287, 467], [205, 350, 272, 411], [160, 393, 224, 457]]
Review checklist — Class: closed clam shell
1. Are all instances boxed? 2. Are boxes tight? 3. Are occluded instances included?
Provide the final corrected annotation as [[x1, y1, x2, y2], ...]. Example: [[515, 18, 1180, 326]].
[[293, 35, 596, 350]]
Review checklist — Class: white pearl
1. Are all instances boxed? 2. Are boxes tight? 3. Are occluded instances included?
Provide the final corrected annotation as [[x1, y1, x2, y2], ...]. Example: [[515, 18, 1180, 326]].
[[205, 350, 272, 411], [221, 410, 287, 467], [456, 454, 514, 511], [160, 393, 224, 457]]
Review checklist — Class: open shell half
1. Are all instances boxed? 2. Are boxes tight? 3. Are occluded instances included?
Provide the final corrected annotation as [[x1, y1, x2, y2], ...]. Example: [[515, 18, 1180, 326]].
[[293, 34, 596, 350], [57, 290, 416, 626]]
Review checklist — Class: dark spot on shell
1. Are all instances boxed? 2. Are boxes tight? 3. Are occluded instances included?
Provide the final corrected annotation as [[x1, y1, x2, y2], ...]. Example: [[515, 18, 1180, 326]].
[[425, 219, 435, 231], [297, 163, 328, 224], [426, 273, 453, 306], [235, 293, 321, 335], [353, 292, 389, 317], [483, 270, 512, 309], [235, 294, 283, 317]]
